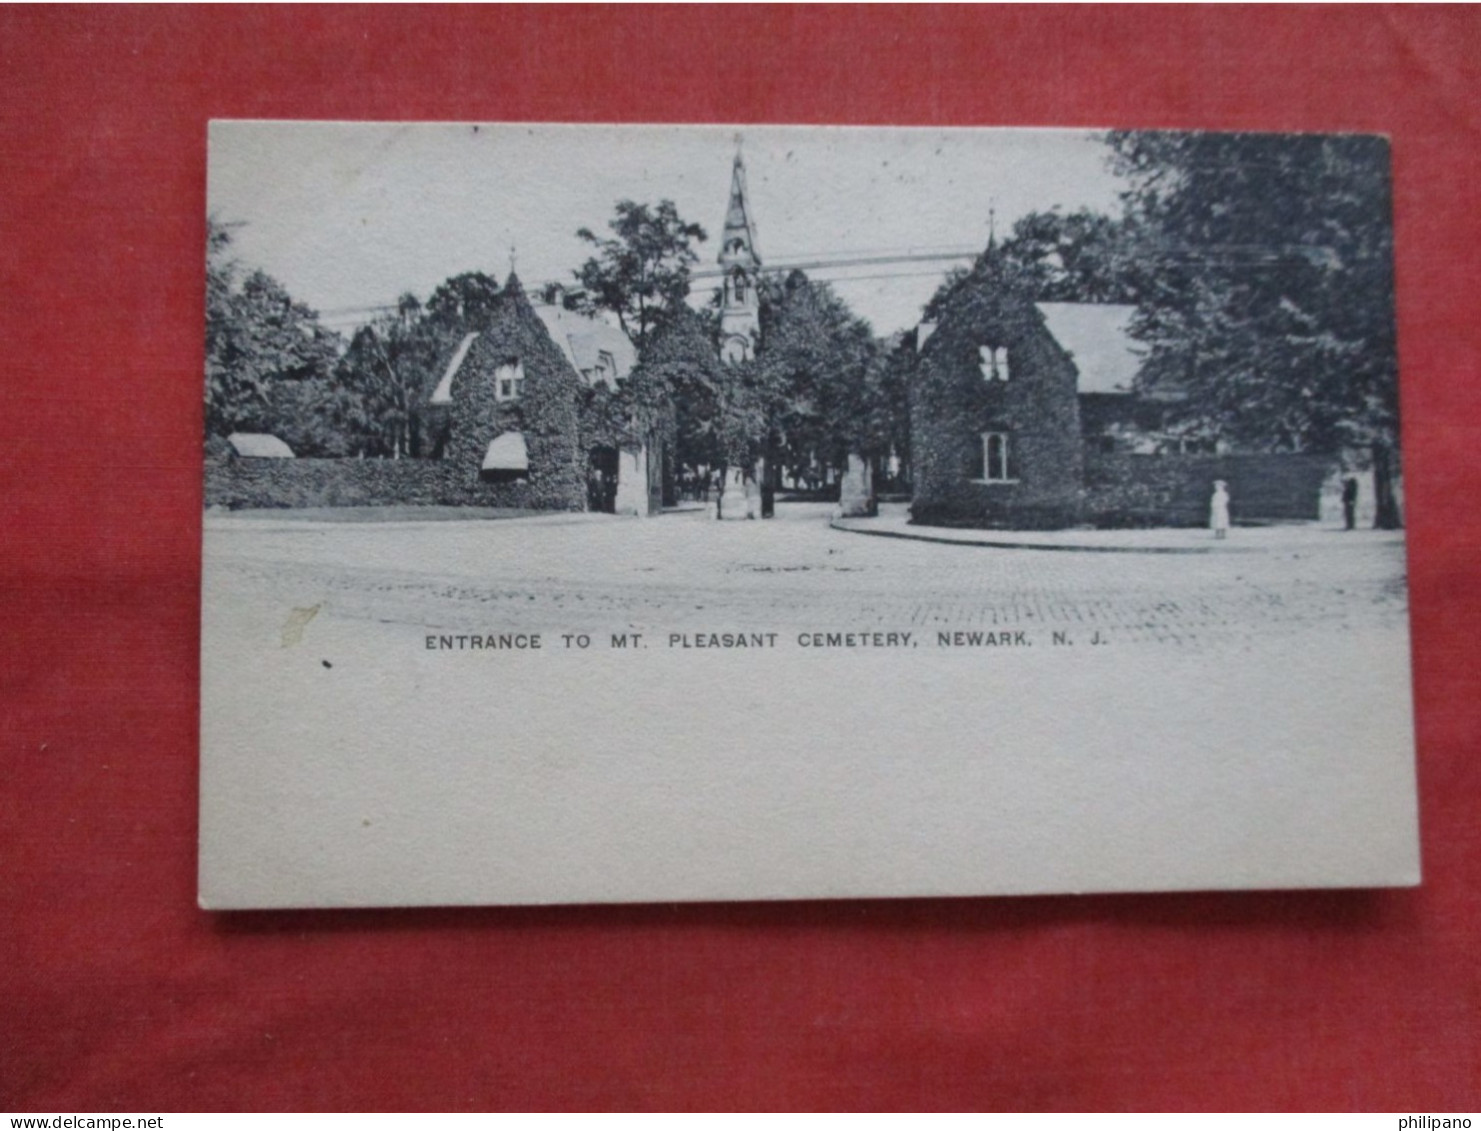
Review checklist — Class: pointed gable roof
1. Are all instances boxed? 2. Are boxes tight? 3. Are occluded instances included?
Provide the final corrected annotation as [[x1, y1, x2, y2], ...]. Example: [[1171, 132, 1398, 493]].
[[920, 240, 1042, 358], [500, 269, 526, 302], [534, 303, 637, 386], [468, 271, 580, 380], [918, 240, 1145, 395], [719, 150, 761, 267], [429, 332, 480, 405], [433, 273, 584, 404]]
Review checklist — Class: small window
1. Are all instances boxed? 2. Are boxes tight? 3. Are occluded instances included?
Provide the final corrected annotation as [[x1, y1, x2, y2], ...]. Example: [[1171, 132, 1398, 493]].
[[978, 345, 1010, 382], [981, 432, 1012, 481], [732, 271, 747, 303], [494, 359, 524, 401]]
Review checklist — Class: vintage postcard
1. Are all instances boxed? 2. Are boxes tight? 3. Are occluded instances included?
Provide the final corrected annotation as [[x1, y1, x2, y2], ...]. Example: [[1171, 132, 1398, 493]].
[[199, 122, 1418, 908]]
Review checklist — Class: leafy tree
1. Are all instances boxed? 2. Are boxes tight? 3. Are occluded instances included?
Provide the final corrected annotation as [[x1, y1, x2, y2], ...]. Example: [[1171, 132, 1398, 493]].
[[627, 307, 726, 471], [1107, 130, 1402, 526], [204, 218, 343, 448], [573, 200, 707, 350], [865, 335, 914, 478], [571, 204, 902, 493], [333, 276, 509, 459], [999, 209, 1136, 304], [336, 295, 435, 458], [636, 271, 898, 488], [754, 271, 882, 480], [204, 216, 253, 435], [423, 272, 504, 331], [922, 209, 1133, 319], [268, 370, 366, 458]]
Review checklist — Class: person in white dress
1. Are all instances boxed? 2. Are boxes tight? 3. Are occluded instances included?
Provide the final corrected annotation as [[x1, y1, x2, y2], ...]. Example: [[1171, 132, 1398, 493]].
[[1210, 480, 1231, 539]]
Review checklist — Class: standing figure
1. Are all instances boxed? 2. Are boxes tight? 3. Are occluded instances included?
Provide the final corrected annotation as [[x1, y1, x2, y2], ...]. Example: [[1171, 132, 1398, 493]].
[[1342, 475, 1360, 530], [1210, 480, 1231, 540]]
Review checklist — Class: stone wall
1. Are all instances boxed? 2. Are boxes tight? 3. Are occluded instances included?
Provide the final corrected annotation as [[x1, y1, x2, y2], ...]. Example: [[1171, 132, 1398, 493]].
[[1083, 452, 1332, 527], [203, 457, 546, 510]]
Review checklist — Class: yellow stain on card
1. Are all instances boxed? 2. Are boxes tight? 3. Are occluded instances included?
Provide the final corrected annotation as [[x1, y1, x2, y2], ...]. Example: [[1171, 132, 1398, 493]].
[[281, 605, 321, 648]]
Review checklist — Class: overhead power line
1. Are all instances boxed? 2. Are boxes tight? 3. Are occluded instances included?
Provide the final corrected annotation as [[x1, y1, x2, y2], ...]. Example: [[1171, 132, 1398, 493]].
[[692, 248, 979, 280], [810, 268, 975, 287], [316, 252, 981, 328]]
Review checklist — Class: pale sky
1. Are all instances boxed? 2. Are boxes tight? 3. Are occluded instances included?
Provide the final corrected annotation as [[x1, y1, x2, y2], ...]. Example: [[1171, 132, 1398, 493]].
[[208, 122, 1127, 337]]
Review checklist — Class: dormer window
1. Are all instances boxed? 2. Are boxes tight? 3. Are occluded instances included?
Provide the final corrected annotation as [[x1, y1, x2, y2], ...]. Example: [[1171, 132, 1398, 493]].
[[494, 359, 525, 401], [978, 345, 1009, 382]]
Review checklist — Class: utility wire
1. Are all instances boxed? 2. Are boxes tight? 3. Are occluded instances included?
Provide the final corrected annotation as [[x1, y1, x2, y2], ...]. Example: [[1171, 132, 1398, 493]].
[[313, 240, 1336, 329], [315, 247, 976, 313]]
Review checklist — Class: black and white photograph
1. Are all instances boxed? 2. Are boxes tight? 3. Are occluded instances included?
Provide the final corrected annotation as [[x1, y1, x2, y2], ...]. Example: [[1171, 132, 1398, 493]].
[[199, 123, 1418, 909]]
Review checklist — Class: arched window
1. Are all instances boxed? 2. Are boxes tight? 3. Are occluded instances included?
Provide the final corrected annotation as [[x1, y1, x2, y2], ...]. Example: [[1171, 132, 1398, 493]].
[[978, 345, 1010, 382], [732, 271, 747, 304], [987, 433, 1007, 480], [975, 432, 1012, 481], [495, 359, 524, 401]]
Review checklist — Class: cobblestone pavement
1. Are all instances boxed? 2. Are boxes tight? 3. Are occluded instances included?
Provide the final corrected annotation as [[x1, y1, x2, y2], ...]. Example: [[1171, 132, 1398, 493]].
[[205, 502, 1410, 650]]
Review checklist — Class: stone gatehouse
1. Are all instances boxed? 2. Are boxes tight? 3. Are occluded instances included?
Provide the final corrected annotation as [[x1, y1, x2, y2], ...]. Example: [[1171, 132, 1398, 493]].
[[907, 246, 1330, 529]]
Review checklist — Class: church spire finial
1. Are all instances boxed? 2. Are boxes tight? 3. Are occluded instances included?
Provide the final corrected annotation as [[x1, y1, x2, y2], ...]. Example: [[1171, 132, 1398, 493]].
[[720, 139, 760, 268], [718, 137, 761, 364]]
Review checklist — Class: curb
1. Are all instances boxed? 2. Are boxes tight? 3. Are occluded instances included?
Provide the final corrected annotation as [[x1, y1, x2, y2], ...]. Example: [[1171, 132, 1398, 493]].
[[828, 518, 1221, 554]]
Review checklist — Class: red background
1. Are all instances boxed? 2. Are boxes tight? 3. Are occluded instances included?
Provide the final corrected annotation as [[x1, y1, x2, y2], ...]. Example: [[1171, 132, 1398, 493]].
[[2, 6, 1478, 1112]]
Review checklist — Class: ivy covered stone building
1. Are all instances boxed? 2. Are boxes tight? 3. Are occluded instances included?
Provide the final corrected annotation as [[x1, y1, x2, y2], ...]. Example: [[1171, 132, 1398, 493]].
[[416, 273, 587, 510], [908, 248, 1329, 529], [419, 272, 664, 516]]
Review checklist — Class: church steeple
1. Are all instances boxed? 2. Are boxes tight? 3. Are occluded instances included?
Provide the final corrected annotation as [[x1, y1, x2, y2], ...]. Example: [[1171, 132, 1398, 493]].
[[718, 144, 761, 364], [720, 146, 761, 270]]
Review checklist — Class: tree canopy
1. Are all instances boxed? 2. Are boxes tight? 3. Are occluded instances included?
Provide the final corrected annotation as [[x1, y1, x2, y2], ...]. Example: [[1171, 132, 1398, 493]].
[[336, 297, 433, 458], [423, 272, 504, 331], [621, 269, 898, 481], [572, 200, 707, 350], [625, 307, 726, 469], [754, 271, 888, 473], [204, 218, 345, 454], [1109, 131, 1402, 525], [923, 208, 1134, 319], [1107, 130, 1399, 461]]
